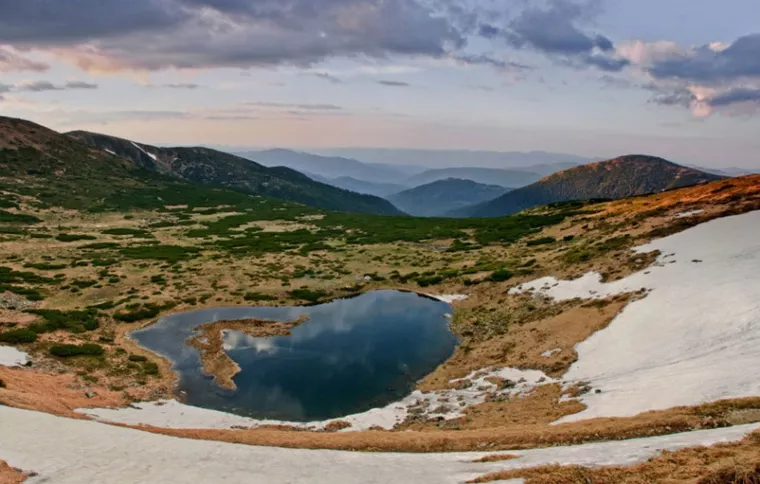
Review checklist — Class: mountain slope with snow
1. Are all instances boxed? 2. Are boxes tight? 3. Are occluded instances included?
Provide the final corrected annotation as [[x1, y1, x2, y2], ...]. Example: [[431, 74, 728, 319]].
[[511, 209, 760, 422]]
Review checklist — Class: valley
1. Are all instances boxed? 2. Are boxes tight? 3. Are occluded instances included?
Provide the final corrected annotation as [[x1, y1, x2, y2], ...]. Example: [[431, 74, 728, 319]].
[[2, 116, 760, 483]]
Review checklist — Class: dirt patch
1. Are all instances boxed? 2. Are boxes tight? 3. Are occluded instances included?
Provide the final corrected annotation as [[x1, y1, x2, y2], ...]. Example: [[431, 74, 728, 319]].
[[0, 460, 27, 484], [468, 430, 760, 484], [186, 315, 308, 390]]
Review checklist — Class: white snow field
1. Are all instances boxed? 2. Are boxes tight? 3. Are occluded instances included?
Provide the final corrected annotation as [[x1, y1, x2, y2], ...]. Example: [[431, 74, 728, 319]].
[[81, 367, 551, 431], [2, 405, 758, 484], [0, 345, 28, 366], [510, 210, 760, 422]]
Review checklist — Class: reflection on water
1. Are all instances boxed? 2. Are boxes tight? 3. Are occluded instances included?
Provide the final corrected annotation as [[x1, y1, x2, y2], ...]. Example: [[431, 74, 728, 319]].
[[131, 290, 458, 421]]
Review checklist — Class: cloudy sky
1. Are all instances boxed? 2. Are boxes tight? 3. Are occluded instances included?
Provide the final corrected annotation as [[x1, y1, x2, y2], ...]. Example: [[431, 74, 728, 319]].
[[1, 0, 759, 166]]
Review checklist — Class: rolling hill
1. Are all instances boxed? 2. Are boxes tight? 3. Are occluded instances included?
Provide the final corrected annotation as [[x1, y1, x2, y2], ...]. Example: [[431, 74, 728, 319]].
[[68, 131, 403, 215], [314, 147, 594, 170], [236, 148, 408, 184], [406, 167, 542, 189], [325, 176, 408, 197], [387, 179, 510, 217], [453, 155, 723, 218]]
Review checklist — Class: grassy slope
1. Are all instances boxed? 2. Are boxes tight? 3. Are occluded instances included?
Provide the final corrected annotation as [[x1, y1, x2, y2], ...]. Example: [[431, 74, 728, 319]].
[[387, 178, 510, 217], [457, 155, 724, 217], [67, 130, 404, 216]]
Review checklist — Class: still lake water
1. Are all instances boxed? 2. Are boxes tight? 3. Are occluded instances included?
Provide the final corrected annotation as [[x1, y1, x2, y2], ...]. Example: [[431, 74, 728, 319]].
[[131, 290, 458, 421]]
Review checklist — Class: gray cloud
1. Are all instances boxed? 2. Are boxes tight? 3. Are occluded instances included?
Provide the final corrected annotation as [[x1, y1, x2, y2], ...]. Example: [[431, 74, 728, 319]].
[[0, 0, 464, 70], [708, 88, 760, 108], [482, 0, 627, 72], [64, 81, 98, 89], [0, 47, 49, 72], [649, 88, 696, 108], [0, 0, 621, 75], [310, 72, 343, 84], [598, 75, 633, 89], [453, 53, 531, 71], [244, 101, 344, 111], [648, 34, 760, 84], [14, 80, 98, 92], [162, 83, 199, 89], [377, 80, 411, 87]]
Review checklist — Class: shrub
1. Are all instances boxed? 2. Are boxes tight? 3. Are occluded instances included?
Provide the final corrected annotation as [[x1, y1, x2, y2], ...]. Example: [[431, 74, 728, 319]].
[[56, 233, 97, 242], [526, 236, 556, 246], [101, 228, 153, 238], [288, 288, 328, 303], [487, 269, 514, 282], [243, 292, 277, 302], [0, 328, 38, 344], [27, 309, 100, 333], [128, 354, 148, 362], [142, 361, 160, 375], [49, 343, 104, 358]]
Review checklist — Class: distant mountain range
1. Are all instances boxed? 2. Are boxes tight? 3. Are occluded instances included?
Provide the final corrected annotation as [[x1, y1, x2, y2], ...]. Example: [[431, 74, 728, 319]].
[[405, 167, 542, 189], [387, 179, 510, 217], [453, 155, 723, 218], [311, 148, 596, 170], [237, 149, 410, 184], [67, 131, 403, 215]]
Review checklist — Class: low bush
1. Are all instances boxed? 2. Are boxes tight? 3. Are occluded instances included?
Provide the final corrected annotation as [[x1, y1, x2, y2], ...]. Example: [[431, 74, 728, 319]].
[[288, 288, 328, 303], [243, 292, 277, 302], [49, 343, 104, 358], [487, 269, 514, 282], [128, 354, 148, 362], [56, 233, 97, 242], [27, 309, 100, 333], [526, 236, 556, 246], [0, 328, 38, 344]]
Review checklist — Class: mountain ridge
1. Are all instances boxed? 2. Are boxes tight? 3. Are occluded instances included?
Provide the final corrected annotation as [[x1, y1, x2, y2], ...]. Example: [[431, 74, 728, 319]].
[[453, 155, 724, 217], [388, 178, 510, 217], [67, 131, 403, 215]]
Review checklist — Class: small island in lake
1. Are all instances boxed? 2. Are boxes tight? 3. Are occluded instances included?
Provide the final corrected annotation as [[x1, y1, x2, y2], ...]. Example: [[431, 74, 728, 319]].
[[187, 315, 309, 390]]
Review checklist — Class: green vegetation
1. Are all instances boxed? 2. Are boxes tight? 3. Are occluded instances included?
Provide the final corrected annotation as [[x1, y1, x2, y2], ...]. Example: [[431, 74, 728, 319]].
[[487, 269, 514, 282], [114, 302, 175, 322], [0, 210, 40, 224], [0, 328, 38, 344], [288, 288, 329, 303], [56, 233, 97, 242], [27, 309, 100, 333], [243, 292, 278, 302], [101, 228, 154, 238], [120, 245, 200, 263], [49, 343, 105, 358], [526, 236, 556, 246]]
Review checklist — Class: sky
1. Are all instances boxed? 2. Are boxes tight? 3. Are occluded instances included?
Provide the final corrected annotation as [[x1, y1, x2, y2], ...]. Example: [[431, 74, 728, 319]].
[[0, 0, 759, 167]]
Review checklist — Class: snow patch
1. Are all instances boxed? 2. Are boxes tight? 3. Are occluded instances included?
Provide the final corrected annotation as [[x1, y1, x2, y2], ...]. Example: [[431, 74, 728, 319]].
[[130, 141, 158, 161], [429, 294, 469, 303], [674, 209, 704, 218], [541, 348, 561, 358], [104, 148, 116, 155], [80, 367, 551, 431], [512, 210, 760, 423], [0, 345, 28, 366], [2, 404, 759, 484]]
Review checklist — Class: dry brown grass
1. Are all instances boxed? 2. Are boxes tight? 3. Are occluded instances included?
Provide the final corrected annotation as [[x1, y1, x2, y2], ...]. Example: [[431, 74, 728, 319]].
[[1, 175, 760, 458], [472, 454, 519, 463], [468, 430, 760, 484], [0, 460, 26, 484], [0, 366, 126, 418], [106, 396, 760, 453]]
